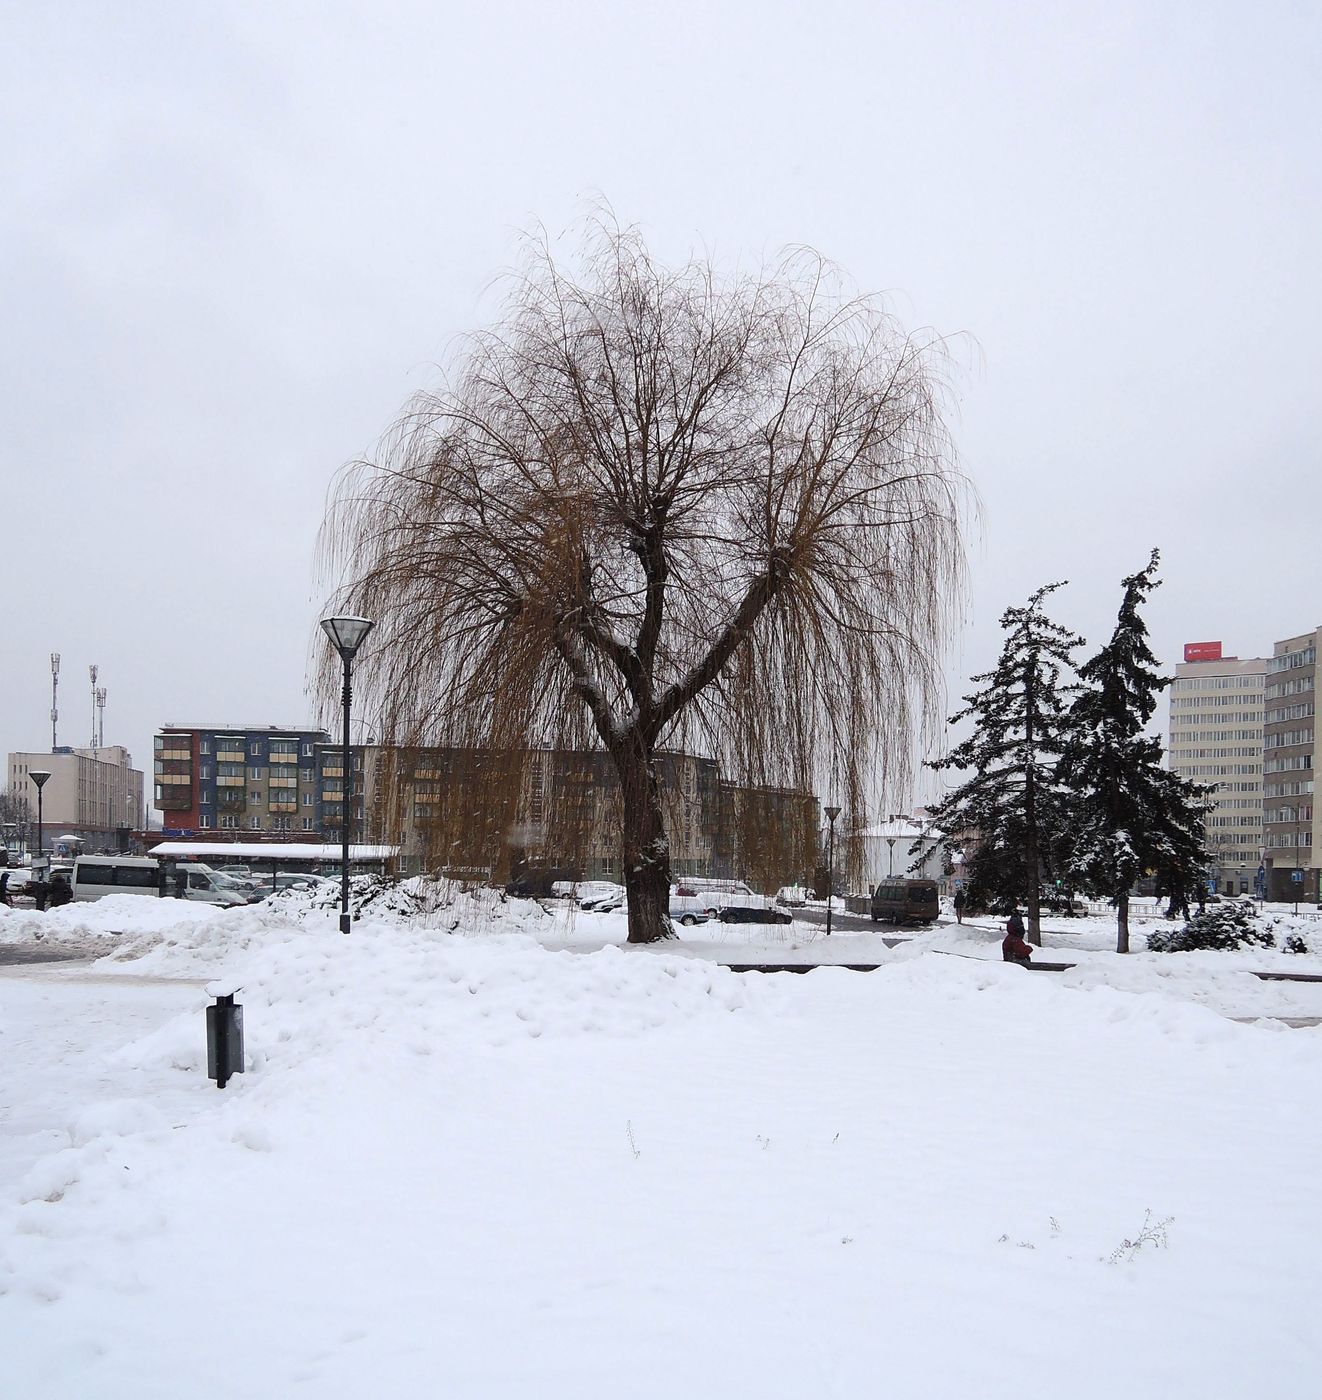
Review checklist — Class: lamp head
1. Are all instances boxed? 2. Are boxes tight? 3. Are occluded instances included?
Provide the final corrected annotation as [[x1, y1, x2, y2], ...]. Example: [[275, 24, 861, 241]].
[[29, 769, 51, 791], [824, 805, 841, 823], [320, 615, 375, 662]]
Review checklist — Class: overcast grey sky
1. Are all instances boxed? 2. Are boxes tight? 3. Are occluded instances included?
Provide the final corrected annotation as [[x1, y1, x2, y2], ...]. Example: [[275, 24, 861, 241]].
[[3, 0, 1319, 812]]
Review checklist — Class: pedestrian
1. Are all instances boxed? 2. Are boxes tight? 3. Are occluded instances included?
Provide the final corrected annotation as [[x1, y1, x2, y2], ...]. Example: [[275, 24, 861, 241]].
[[31, 876, 50, 912], [0, 870, 10, 907], [953, 889, 965, 924], [49, 871, 72, 908], [1002, 908, 1032, 965]]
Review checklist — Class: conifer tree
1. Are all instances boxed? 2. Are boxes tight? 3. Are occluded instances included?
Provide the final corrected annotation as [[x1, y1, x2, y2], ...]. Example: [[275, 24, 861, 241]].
[[1057, 549, 1212, 953], [928, 584, 1082, 945]]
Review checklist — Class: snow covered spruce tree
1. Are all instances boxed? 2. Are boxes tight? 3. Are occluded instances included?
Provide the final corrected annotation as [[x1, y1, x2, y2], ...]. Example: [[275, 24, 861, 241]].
[[320, 216, 968, 942], [927, 584, 1081, 945], [1058, 550, 1212, 953]]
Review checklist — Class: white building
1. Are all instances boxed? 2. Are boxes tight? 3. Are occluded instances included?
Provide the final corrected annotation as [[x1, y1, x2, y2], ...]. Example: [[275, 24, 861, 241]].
[[854, 818, 946, 891], [1165, 643, 1266, 896], [7, 746, 145, 852]]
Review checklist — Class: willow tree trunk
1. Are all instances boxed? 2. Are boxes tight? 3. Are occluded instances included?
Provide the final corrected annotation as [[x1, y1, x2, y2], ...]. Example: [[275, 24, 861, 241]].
[[612, 728, 675, 943]]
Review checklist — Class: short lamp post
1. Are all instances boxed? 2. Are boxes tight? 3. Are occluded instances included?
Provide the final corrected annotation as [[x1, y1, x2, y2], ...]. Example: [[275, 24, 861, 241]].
[[320, 615, 375, 935], [824, 805, 842, 938], [29, 770, 51, 867]]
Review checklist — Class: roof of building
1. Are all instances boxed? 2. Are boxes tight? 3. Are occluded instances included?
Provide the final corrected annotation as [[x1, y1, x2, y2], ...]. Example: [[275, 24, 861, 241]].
[[147, 841, 398, 862], [158, 724, 331, 736]]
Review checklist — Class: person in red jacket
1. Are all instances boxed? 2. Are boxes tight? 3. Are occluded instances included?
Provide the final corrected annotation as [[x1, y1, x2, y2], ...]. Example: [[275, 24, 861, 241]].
[[1002, 909, 1033, 965]]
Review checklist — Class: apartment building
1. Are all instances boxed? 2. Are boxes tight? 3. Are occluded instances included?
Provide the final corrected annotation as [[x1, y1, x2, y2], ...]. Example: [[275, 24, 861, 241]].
[[7, 746, 146, 850], [389, 744, 818, 888], [1166, 643, 1266, 896], [153, 724, 365, 837], [1262, 629, 1318, 901]]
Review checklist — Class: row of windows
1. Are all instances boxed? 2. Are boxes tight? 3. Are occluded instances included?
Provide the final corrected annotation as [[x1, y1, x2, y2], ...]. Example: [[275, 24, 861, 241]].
[[1181, 764, 1262, 776], [1266, 832, 1313, 849], [1265, 730, 1313, 749], [1171, 748, 1262, 760], [1266, 676, 1315, 699], [199, 790, 320, 807], [1267, 647, 1316, 673], [1264, 754, 1314, 773], [1173, 676, 1264, 691], [1170, 729, 1262, 742], [1265, 703, 1315, 723], [1264, 780, 1314, 797]]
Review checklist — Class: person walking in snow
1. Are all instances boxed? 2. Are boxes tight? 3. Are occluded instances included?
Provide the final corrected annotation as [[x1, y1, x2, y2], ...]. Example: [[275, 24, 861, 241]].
[[1002, 908, 1032, 965], [0, 870, 10, 906], [953, 889, 965, 924]]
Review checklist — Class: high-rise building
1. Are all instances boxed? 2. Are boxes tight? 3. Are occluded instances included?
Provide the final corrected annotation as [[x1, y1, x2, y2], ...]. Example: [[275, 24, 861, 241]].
[[1263, 629, 1317, 901], [1166, 642, 1267, 896]]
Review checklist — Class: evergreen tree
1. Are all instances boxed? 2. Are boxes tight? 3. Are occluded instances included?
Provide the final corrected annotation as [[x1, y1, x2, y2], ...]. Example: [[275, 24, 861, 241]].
[[1058, 549, 1212, 952], [928, 584, 1083, 944]]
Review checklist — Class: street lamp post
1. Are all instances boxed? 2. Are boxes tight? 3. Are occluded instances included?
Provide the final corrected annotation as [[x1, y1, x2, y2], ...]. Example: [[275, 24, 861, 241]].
[[29, 770, 51, 868], [886, 835, 897, 878], [320, 616, 375, 935], [824, 805, 841, 938]]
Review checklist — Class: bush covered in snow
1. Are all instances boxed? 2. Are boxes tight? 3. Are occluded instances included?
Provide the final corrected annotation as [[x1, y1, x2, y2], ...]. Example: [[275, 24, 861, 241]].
[[1146, 900, 1275, 953]]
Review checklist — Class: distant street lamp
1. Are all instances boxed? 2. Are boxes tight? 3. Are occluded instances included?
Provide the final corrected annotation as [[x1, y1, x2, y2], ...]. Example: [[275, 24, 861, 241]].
[[886, 835, 897, 878], [29, 770, 51, 866], [320, 616, 375, 935], [824, 805, 842, 937]]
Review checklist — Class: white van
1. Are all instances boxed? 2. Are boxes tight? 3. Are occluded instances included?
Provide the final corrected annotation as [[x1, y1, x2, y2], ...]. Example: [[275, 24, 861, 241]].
[[72, 857, 247, 907]]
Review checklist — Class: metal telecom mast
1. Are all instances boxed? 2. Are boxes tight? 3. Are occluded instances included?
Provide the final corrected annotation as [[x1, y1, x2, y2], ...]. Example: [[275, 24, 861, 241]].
[[89, 664, 98, 750], [96, 687, 106, 748], [50, 653, 60, 750]]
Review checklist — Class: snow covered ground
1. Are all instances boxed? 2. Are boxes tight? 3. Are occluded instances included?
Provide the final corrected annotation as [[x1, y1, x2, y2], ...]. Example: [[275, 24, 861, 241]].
[[3, 892, 1322, 1397]]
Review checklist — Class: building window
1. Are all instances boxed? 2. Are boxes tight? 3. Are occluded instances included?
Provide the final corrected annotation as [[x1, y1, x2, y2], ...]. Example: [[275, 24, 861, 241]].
[[220, 815, 237, 830], [200, 815, 213, 829], [302, 792, 313, 806], [302, 742, 313, 757], [200, 765, 211, 780], [302, 816, 315, 831], [250, 741, 261, 756], [249, 816, 261, 830]]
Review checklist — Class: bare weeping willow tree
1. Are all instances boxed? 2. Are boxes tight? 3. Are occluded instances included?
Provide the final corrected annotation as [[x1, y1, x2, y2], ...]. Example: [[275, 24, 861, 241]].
[[320, 216, 969, 942]]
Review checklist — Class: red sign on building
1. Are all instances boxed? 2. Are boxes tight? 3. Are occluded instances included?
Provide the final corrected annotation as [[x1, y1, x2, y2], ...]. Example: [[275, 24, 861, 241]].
[[1183, 641, 1223, 663]]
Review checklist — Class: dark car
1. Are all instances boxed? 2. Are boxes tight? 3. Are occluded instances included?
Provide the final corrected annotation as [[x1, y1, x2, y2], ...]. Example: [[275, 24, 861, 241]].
[[718, 904, 793, 925]]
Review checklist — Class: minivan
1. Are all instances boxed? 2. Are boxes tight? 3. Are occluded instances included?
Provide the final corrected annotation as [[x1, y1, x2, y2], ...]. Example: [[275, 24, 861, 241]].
[[72, 856, 247, 907], [870, 878, 940, 925]]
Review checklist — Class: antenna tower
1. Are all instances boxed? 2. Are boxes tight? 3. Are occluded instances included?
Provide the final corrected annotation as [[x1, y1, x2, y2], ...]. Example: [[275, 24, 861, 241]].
[[50, 653, 60, 750], [89, 664, 99, 750], [96, 687, 107, 748]]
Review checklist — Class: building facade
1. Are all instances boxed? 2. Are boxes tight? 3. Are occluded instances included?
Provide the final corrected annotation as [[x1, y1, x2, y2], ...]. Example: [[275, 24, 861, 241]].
[[153, 724, 365, 839], [7, 746, 145, 851], [1166, 644, 1266, 897], [1262, 629, 1317, 902], [389, 744, 817, 890]]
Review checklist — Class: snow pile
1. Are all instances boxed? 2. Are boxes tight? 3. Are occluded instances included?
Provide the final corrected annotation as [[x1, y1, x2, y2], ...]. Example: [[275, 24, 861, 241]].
[[0, 895, 218, 959]]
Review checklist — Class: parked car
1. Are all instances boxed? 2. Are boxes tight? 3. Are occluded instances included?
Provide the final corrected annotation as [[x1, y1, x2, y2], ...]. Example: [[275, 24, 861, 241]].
[[774, 886, 809, 907], [573, 881, 626, 909], [718, 904, 793, 925], [669, 895, 717, 926]]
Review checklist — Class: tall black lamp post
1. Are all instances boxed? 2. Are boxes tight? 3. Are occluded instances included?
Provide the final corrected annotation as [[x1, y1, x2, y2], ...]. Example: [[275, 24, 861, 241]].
[[29, 770, 51, 867], [320, 616, 375, 935], [824, 804, 841, 937]]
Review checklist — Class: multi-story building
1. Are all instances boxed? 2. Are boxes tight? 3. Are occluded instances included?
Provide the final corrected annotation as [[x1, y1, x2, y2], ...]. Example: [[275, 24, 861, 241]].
[[1262, 629, 1317, 902], [153, 724, 365, 838], [7, 745, 145, 851], [387, 744, 817, 888], [1166, 642, 1266, 896]]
